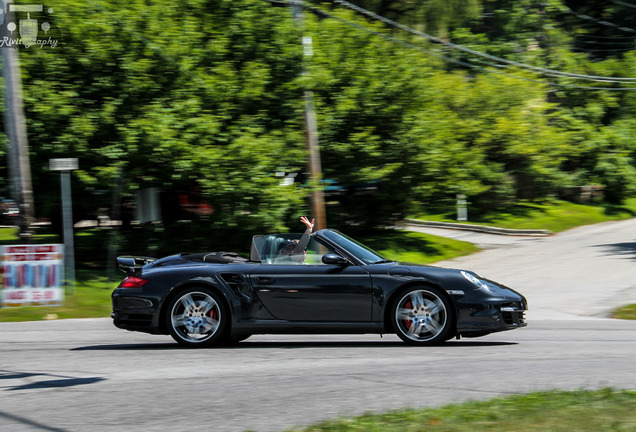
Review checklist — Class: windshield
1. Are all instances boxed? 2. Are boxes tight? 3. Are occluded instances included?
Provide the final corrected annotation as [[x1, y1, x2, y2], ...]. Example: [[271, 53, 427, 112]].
[[321, 230, 388, 265], [250, 233, 303, 263]]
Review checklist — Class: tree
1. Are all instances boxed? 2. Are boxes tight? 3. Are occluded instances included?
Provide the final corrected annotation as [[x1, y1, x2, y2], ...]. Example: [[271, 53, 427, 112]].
[[4, 0, 636, 250]]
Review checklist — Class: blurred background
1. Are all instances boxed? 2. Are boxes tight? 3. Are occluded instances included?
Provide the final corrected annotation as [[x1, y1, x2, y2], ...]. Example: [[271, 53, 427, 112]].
[[3, 0, 636, 266]]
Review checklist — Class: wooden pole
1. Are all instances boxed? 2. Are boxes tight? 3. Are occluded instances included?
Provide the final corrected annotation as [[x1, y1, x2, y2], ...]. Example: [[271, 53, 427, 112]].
[[292, 0, 327, 230]]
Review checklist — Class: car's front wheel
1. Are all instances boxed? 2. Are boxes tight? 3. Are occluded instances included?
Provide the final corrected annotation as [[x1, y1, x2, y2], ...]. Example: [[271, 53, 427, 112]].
[[393, 286, 454, 344], [166, 287, 227, 347]]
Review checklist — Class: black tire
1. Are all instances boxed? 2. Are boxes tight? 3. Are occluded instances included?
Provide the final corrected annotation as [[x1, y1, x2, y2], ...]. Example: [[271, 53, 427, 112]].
[[393, 286, 454, 345], [166, 287, 227, 348]]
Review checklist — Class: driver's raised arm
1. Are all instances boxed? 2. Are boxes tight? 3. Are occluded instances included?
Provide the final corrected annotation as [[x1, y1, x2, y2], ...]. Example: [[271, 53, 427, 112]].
[[291, 216, 314, 260]]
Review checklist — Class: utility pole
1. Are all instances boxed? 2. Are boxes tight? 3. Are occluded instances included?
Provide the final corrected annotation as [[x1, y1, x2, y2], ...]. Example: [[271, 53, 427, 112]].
[[2, 1, 35, 240], [292, 0, 327, 230]]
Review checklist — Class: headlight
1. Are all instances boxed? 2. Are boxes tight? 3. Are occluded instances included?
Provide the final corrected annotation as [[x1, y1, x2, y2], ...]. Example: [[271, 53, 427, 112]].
[[461, 271, 494, 293]]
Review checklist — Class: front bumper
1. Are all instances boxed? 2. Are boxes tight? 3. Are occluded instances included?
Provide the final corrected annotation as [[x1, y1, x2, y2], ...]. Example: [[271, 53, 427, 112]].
[[455, 297, 527, 338]]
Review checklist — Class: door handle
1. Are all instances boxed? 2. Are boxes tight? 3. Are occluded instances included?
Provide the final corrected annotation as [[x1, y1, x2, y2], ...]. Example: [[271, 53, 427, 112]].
[[255, 276, 274, 284]]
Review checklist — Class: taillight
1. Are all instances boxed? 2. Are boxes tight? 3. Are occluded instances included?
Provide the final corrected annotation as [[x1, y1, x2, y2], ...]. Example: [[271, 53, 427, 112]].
[[118, 276, 150, 288]]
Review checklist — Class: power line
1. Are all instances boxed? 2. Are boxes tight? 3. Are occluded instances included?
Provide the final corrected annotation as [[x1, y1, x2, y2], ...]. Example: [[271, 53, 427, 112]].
[[332, 0, 636, 84], [575, 37, 635, 45], [266, 0, 636, 90], [573, 47, 634, 53], [97, 0, 636, 91], [574, 33, 636, 41], [609, 0, 636, 8], [557, 3, 636, 34]]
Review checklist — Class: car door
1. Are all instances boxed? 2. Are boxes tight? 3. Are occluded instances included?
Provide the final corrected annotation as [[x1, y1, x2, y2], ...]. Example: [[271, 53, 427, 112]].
[[249, 237, 373, 321]]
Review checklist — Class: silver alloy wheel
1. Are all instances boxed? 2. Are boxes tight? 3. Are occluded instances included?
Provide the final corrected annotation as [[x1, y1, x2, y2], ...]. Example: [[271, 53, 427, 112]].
[[170, 291, 221, 344], [394, 288, 449, 343]]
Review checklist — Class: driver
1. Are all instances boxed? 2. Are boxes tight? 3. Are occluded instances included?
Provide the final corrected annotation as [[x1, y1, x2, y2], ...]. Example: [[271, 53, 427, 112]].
[[279, 216, 314, 263]]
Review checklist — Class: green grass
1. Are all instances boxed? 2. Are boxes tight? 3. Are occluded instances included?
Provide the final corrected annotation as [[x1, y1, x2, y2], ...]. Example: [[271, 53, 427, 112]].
[[289, 389, 636, 432], [0, 270, 116, 322], [412, 198, 636, 233], [613, 304, 636, 320], [359, 230, 479, 264], [0, 226, 19, 242]]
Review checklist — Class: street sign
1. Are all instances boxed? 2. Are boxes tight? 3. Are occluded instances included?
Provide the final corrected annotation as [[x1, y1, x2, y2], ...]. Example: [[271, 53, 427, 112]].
[[49, 158, 78, 171], [457, 194, 468, 221], [1, 244, 64, 307]]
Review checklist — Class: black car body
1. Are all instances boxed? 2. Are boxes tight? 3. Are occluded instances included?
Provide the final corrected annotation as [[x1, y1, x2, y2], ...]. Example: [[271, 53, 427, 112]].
[[112, 229, 527, 347]]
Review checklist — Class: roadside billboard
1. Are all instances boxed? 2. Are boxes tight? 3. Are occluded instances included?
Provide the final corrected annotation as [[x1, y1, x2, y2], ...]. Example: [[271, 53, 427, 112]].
[[0, 244, 64, 307]]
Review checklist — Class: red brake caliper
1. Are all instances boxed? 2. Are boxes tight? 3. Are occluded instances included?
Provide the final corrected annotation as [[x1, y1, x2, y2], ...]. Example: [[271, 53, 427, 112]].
[[404, 301, 412, 329]]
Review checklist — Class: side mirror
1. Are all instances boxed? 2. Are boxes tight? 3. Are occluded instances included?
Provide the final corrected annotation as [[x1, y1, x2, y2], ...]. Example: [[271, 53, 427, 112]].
[[322, 253, 349, 266]]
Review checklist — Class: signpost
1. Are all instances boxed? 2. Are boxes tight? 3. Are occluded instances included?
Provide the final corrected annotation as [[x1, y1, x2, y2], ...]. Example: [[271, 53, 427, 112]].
[[50, 158, 78, 294], [457, 194, 468, 221]]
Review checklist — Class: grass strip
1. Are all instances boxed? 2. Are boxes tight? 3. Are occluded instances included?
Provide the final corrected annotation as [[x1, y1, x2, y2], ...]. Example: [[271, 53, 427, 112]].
[[613, 304, 636, 320], [412, 198, 636, 233], [289, 389, 636, 432], [359, 229, 479, 264], [0, 271, 115, 322]]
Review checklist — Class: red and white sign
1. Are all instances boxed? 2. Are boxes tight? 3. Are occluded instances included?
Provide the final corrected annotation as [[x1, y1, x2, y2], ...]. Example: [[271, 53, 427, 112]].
[[1, 244, 64, 307]]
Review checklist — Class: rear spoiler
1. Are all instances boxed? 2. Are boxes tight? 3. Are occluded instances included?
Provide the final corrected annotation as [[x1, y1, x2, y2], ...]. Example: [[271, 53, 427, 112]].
[[117, 256, 157, 276]]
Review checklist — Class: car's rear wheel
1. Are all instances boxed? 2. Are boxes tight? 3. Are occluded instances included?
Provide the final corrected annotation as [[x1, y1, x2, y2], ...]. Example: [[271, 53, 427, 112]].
[[393, 286, 453, 345], [166, 287, 227, 347]]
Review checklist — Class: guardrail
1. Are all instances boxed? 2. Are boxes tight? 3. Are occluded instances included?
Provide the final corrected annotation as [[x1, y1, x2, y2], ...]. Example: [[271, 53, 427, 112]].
[[403, 219, 553, 237]]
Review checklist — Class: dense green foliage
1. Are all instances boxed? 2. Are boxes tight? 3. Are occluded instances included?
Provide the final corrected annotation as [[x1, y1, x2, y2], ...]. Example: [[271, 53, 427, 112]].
[[3, 0, 636, 252]]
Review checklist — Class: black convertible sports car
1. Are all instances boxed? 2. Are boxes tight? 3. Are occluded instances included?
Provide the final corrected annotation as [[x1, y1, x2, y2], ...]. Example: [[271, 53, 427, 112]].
[[112, 229, 527, 347]]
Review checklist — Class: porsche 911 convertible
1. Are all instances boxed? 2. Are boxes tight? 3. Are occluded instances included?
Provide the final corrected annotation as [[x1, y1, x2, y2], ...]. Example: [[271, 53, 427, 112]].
[[112, 229, 527, 347]]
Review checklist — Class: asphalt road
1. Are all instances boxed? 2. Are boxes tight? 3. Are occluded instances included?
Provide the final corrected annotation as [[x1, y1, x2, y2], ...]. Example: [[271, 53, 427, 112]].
[[2, 219, 636, 432]]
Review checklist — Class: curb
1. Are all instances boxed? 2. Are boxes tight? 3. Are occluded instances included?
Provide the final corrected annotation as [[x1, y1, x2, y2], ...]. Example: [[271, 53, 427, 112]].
[[403, 219, 553, 237]]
